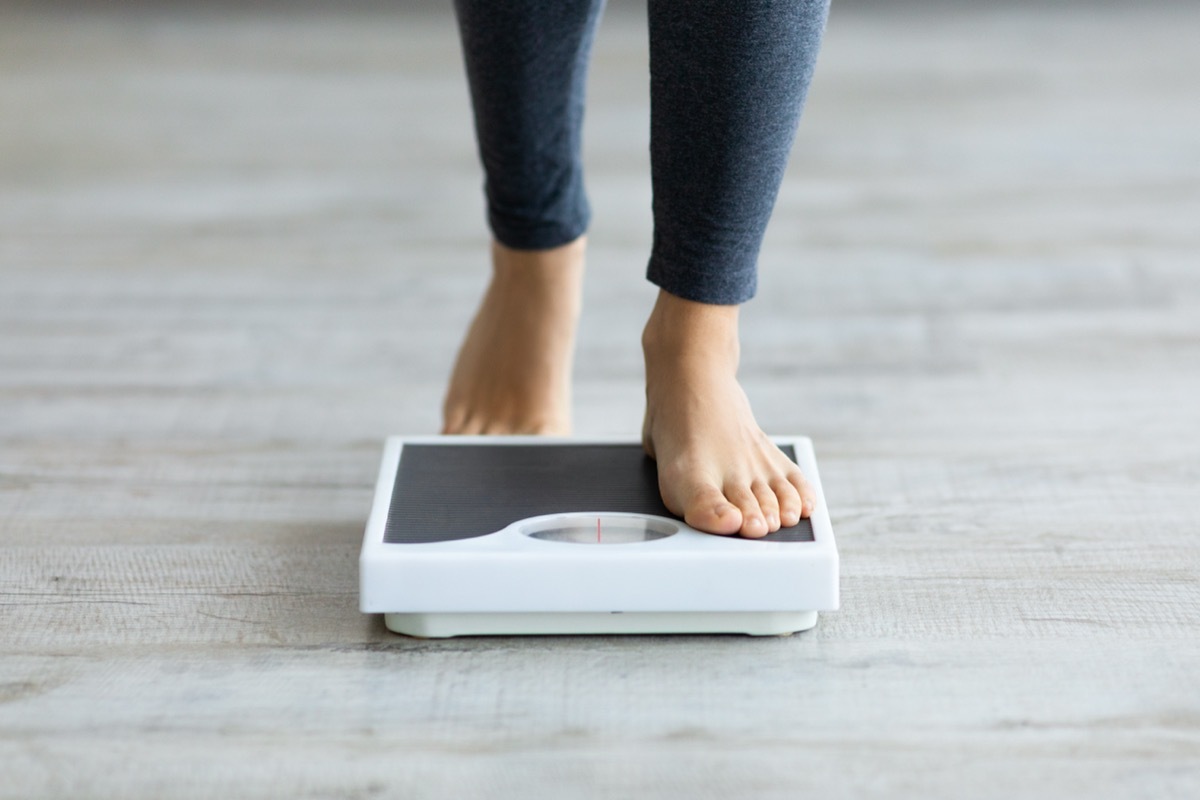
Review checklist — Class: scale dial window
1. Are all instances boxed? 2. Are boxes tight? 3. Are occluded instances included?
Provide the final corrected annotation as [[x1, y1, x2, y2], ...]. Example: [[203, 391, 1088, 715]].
[[523, 515, 678, 545]]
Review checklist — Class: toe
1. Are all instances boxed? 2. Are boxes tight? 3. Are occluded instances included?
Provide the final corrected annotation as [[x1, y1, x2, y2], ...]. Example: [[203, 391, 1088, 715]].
[[724, 482, 768, 538], [677, 482, 742, 536], [750, 480, 781, 532], [481, 419, 510, 435], [456, 414, 486, 435], [441, 404, 467, 435], [770, 475, 803, 527], [786, 468, 817, 518]]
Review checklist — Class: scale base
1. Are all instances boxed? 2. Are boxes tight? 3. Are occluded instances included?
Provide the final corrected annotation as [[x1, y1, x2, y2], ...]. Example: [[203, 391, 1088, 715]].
[[384, 610, 819, 638]]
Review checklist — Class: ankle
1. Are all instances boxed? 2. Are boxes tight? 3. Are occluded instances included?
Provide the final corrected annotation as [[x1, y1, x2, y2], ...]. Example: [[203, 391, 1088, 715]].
[[643, 290, 740, 366], [491, 238, 586, 290]]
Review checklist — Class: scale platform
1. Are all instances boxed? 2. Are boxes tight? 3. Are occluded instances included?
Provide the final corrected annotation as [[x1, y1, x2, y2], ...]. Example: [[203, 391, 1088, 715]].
[[360, 436, 838, 637]]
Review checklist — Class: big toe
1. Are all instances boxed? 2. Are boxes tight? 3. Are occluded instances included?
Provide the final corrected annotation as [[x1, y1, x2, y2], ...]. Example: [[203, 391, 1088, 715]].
[[676, 483, 744, 536]]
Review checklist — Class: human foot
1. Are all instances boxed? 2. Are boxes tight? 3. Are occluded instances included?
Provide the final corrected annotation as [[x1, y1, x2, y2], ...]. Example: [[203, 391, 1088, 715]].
[[441, 238, 585, 435], [641, 290, 817, 537]]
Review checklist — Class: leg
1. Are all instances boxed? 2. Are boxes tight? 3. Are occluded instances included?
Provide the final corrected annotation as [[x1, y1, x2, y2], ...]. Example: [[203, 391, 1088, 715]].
[[443, 0, 606, 435], [641, 0, 829, 536]]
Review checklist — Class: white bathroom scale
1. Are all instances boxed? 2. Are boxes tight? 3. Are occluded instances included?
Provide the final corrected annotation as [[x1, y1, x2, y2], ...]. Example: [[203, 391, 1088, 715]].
[[360, 436, 838, 637]]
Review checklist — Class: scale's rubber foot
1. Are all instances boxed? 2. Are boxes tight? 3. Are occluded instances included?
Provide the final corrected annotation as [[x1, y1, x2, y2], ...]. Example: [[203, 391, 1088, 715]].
[[383, 611, 818, 638]]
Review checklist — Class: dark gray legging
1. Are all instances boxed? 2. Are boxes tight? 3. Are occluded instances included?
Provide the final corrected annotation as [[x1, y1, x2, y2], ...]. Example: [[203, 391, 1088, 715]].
[[453, 0, 829, 305]]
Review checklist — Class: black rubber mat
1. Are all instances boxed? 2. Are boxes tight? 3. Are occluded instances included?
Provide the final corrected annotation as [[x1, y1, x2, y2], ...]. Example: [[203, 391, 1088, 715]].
[[384, 442, 814, 544]]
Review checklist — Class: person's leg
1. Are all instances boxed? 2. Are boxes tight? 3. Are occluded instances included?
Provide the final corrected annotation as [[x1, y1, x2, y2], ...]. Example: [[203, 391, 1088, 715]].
[[641, 0, 829, 536], [443, 0, 605, 435]]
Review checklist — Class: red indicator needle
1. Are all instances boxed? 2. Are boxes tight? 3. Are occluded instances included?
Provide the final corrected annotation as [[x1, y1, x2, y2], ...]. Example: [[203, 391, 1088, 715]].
[[597, 516, 601, 543]]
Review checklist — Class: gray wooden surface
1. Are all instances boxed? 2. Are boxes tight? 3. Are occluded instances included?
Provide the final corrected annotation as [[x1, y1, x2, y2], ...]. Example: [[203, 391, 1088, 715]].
[[2, 2, 1199, 798]]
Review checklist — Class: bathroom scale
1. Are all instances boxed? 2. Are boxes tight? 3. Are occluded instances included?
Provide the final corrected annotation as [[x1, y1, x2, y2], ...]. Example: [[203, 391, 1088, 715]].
[[359, 436, 838, 637]]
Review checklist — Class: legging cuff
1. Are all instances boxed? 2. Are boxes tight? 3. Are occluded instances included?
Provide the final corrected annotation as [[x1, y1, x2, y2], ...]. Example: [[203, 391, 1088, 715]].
[[488, 204, 590, 252], [646, 236, 758, 305]]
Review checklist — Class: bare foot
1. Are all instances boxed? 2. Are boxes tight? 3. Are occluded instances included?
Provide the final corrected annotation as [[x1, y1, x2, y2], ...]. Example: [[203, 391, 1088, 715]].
[[641, 290, 817, 537], [441, 238, 585, 435]]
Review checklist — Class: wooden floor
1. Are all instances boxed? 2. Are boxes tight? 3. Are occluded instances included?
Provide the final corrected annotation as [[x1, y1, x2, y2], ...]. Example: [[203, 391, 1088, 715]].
[[2, 2, 1199, 797]]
